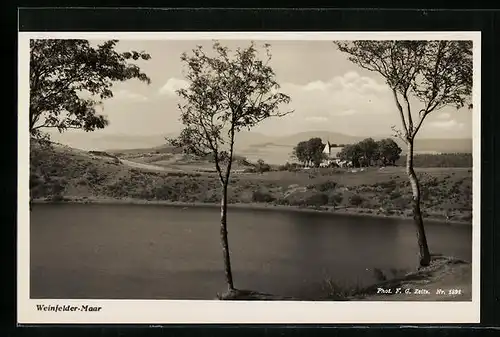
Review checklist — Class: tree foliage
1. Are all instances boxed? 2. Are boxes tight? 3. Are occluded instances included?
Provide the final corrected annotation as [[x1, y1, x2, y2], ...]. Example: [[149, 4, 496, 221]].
[[255, 159, 271, 173], [376, 138, 402, 166], [292, 137, 327, 167], [335, 40, 472, 142], [292, 141, 309, 166], [167, 41, 292, 184], [29, 39, 151, 139], [167, 41, 292, 291], [338, 138, 402, 167], [357, 138, 378, 166], [308, 137, 327, 167], [335, 40, 472, 267], [338, 143, 363, 167]]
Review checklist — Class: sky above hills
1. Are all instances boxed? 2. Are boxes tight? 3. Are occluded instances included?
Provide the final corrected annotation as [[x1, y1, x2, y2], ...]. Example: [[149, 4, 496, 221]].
[[47, 39, 473, 148]]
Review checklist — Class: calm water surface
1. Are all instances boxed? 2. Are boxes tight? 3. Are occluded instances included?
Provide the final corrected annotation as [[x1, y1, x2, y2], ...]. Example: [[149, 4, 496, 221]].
[[30, 204, 472, 299]]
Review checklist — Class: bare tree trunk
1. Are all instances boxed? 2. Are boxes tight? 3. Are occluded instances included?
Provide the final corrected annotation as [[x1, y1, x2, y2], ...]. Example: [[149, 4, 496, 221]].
[[220, 181, 234, 291], [406, 139, 431, 267], [219, 123, 237, 292]]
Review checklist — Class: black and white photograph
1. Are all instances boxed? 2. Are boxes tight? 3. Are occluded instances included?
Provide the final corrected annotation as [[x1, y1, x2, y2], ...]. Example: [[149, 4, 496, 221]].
[[18, 31, 481, 324]]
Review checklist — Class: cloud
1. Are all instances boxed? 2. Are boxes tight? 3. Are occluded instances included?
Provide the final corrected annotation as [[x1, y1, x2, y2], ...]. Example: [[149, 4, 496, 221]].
[[278, 71, 392, 127], [333, 71, 388, 93], [159, 78, 189, 96], [331, 109, 357, 116], [112, 89, 148, 102], [303, 81, 329, 92], [437, 112, 452, 120], [305, 116, 328, 122], [429, 119, 465, 130]]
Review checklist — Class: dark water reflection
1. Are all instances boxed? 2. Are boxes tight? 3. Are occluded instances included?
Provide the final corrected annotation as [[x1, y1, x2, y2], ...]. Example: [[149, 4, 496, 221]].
[[30, 204, 472, 299]]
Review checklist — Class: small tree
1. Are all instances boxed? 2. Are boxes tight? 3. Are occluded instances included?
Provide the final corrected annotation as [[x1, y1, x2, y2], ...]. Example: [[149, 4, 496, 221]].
[[336, 40, 472, 267], [358, 138, 378, 166], [292, 137, 326, 167], [338, 143, 362, 167], [168, 41, 292, 293], [29, 39, 151, 140], [376, 138, 402, 166], [292, 141, 309, 166], [255, 159, 271, 173], [307, 137, 327, 167]]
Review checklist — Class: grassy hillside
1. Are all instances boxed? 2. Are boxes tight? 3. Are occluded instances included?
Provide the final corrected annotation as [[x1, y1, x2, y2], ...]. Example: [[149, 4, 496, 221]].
[[30, 141, 473, 223], [101, 137, 472, 167]]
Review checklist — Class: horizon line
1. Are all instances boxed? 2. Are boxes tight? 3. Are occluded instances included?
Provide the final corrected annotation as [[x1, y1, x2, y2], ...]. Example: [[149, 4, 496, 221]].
[[55, 130, 473, 141]]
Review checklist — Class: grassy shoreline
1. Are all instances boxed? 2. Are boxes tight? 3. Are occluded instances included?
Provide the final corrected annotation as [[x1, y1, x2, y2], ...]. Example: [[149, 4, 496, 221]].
[[339, 254, 472, 301], [32, 196, 471, 226], [30, 143, 473, 226], [216, 255, 472, 301]]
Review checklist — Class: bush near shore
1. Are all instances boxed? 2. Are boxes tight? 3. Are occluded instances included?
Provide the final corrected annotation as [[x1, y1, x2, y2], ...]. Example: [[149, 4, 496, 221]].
[[30, 143, 472, 223]]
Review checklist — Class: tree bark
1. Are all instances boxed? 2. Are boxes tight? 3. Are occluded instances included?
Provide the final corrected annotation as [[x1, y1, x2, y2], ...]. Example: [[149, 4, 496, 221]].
[[220, 181, 234, 291], [406, 139, 431, 267], [219, 121, 237, 292]]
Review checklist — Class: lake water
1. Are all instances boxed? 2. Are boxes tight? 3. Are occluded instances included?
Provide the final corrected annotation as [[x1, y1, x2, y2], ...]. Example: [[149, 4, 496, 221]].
[[30, 204, 472, 300]]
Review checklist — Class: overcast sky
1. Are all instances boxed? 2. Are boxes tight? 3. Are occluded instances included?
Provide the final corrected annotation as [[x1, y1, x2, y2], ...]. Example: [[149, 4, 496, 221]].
[[50, 39, 473, 142]]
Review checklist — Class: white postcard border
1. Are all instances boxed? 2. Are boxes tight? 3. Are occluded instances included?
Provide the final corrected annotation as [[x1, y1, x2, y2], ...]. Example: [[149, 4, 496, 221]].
[[18, 31, 481, 324]]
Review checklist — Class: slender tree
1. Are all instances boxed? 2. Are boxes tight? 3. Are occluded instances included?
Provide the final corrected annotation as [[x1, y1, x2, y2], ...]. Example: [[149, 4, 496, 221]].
[[30, 39, 151, 140], [167, 41, 292, 293], [336, 40, 472, 267]]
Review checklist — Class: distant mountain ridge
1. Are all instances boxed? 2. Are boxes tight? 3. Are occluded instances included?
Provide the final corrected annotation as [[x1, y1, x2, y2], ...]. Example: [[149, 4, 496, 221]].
[[246, 131, 472, 154], [253, 131, 362, 147], [48, 130, 473, 154]]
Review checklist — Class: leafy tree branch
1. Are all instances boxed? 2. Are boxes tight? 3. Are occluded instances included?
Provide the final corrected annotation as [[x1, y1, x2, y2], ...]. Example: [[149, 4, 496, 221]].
[[29, 39, 151, 139]]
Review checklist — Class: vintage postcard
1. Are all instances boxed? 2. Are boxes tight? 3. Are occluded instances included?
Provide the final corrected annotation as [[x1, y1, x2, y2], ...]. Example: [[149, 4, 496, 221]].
[[18, 31, 481, 324]]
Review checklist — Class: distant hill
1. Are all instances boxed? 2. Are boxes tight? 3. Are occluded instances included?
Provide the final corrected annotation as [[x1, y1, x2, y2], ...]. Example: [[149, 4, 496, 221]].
[[257, 131, 364, 147], [47, 130, 277, 153], [249, 131, 472, 154], [106, 143, 183, 155], [394, 137, 472, 154], [47, 131, 178, 152], [47, 129, 472, 161]]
